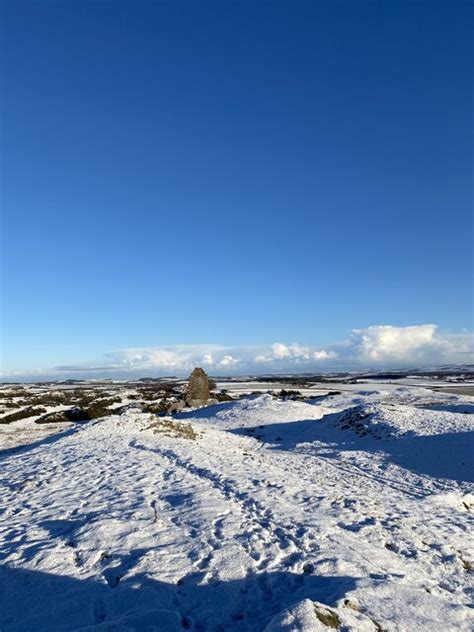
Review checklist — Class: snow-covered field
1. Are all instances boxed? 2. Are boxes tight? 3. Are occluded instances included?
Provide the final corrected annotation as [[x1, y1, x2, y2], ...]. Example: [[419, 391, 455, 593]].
[[1, 385, 473, 631]]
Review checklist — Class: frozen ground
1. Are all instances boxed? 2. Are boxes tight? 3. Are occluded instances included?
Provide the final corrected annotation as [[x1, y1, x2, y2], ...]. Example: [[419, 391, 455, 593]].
[[0, 385, 473, 631]]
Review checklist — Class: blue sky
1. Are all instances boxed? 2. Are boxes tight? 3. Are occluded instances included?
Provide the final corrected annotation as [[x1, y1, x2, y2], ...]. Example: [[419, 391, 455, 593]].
[[1, 1, 472, 377]]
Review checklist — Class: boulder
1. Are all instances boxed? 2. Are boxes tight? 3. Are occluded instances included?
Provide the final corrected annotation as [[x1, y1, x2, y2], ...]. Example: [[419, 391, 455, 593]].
[[186, 367, 211, 407]]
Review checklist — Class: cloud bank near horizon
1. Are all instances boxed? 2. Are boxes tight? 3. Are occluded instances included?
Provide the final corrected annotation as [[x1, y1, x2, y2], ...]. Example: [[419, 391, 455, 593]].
[[3, 324, 473, 380]]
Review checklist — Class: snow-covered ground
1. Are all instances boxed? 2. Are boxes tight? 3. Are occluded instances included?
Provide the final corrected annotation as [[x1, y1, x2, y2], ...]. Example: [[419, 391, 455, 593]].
[[1, 386, 473, 631]]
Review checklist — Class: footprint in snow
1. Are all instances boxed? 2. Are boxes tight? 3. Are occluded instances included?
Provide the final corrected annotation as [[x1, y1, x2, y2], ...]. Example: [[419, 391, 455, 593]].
[[102, 569, 122, 588], [337, 516, 377, 532], [212, 516, 226, 540], [73, 551, 84, 567], [197, 551, 213, 570]]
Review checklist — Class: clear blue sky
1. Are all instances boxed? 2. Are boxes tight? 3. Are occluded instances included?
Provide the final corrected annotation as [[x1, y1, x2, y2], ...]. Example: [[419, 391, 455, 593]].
[[1, 1, 472, 375]]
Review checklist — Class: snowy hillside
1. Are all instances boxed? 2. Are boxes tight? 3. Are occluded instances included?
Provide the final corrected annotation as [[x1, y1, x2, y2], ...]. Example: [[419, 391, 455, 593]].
[[1, 387, 473, 631]]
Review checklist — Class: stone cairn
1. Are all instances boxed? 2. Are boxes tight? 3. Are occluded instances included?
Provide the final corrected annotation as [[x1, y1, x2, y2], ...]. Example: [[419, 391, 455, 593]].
[[186, 367, 211, 407]]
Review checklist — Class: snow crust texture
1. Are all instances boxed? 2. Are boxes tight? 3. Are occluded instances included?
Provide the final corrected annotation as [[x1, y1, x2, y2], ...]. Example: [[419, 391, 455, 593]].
[[1, 388, 473, 631]]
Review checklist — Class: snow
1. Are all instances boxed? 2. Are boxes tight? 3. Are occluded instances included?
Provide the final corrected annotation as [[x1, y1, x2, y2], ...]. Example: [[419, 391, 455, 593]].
[[0, 386, 473, 631]]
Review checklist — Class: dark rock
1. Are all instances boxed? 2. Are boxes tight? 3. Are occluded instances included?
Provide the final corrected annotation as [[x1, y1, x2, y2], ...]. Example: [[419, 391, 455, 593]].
[[186, 367, 211, 407]]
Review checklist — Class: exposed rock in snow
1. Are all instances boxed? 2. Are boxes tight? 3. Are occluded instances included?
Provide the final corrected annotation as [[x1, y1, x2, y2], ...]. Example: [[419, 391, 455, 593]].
[[186, 367, 211, 407], [264, 599, 339, 631]]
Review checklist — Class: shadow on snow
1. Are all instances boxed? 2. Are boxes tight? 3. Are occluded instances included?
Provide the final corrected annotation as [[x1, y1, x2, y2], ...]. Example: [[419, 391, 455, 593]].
[[230, 414, 474, 484], [0, 562, 357, 632]]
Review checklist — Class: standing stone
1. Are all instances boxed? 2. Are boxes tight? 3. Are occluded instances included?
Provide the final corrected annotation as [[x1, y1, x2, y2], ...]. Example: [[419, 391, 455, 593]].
[[186, 367, 211, 407]]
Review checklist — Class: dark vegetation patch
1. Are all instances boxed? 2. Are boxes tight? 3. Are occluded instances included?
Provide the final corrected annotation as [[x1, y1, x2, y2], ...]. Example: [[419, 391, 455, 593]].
[[0, 388, 24, 399], [277, 389, 304, 400], [136, 382, 182, 401], [313, 604, 341, 629], [2, 401, 22, 409], [0, 406, 47, 424], [215, 390, 234, 402], [36, 408, 89, 424], [80, 399, 122, 419], [273, 389, 341, 402], [12, 390, 105, 408], [257, 376, 313, 387], [460, 556, 473, 572], [36, 399, 123, 424], [313, 390, 342, 398], [1, 378, 239, 427], [336, 406, 374, 437], [141, 398, 185, 415], [144, 418, 197, 440], [334, 405, 394, 440], [136, 389, 168, 401], [23, 393, 71, 406]]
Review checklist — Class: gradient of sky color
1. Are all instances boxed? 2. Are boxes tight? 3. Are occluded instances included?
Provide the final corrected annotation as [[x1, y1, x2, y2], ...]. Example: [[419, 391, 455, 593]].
[[1, 1, 473, 376]]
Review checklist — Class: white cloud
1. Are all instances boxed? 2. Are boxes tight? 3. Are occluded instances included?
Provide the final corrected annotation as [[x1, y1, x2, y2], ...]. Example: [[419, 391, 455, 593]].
[[90, 326, 473, 374], [260, 343, 311, 362], [349, 324, 473, 365], [218, 355, 239, 368], [352, 324, 439, 361], [271, 343, 291, 360], [3, 324, 471, 380], [104, 345, 226, 373], [313, 349, 337, 360]]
